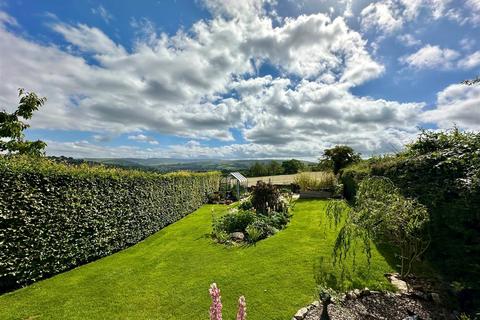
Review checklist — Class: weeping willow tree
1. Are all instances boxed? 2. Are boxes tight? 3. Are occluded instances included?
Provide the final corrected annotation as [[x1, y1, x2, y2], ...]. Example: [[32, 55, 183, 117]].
[[326, 176, 430, 278]]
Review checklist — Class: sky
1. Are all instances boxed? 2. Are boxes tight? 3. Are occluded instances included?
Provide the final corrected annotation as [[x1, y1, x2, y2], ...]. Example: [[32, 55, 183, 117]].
[[0, 0, 479, 159]]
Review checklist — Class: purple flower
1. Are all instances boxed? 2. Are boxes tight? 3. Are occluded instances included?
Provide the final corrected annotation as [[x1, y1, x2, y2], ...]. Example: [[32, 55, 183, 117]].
[[209, 283, 223, 320], [236, 296, 246, 320]]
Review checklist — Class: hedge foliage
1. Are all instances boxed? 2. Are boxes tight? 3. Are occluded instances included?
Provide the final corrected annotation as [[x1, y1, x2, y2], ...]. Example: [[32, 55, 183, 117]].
[[0, 156, 220, 291], [339, 129, 480, 287]]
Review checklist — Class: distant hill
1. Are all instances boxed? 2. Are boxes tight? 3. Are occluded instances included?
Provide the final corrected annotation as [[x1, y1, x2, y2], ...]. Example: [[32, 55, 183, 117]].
[[85, 158, 315, 174]]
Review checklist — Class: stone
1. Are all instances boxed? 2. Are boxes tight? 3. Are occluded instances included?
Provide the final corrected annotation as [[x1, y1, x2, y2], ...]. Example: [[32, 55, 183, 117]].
[[346, 291, 357, 300], [361, 288, 371, 297], [353, 288, 361, 297], [230, 232, 245, 242], [311, 300, 320, 308], [430, 292, 441, 304], [294, 307, 308, 320], [386, 274, 409, 293]]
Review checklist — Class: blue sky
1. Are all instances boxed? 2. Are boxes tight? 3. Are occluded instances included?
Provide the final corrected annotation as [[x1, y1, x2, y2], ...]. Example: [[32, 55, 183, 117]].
[[0, 0, 479, 159]]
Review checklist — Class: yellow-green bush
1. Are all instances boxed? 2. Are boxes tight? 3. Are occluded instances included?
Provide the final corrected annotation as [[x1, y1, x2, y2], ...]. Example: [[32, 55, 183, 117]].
[[0, 156, 220, 291]]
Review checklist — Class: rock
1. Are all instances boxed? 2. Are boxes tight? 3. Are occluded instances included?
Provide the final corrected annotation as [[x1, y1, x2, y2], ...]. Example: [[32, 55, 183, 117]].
[[410, 291, 429, 301], [230, 232, 245, 242], [353, 288, 361, 297], [361, 288, 371, 297], [386, 274, 409, 293], [430, 292, 441, 304], [294, 307, 308, 319], [346, 291, 357, 300], [311, 300, 320, 308]]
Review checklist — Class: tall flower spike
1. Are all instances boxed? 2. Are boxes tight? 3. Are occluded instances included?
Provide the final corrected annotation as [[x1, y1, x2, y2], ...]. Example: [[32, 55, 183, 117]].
[[209, 283, 222, 320], [236, 295, 246, 320]]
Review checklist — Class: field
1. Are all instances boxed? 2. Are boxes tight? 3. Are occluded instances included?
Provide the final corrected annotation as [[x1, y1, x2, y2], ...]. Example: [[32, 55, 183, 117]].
[[0, 200, 393, 320], [247, 171, 329, 187]]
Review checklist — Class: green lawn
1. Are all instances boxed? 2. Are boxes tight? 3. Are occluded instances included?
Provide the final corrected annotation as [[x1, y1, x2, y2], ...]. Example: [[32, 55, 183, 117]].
[[0, 200, 394, 320]]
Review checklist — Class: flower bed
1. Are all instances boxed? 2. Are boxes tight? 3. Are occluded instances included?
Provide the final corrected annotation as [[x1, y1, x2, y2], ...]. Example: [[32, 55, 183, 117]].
[[212, 181, 293, 244]]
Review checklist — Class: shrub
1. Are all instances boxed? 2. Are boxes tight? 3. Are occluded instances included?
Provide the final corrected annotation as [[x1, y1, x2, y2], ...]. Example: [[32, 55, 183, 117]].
[[293, 172, 336, 191], [238, 199, 253, 210], [266, 211, 291, 230], [0, 155, 220, 291], [251, 181, 281, 214], [246, 225, 263, 243], [212, 210, 256, 234]]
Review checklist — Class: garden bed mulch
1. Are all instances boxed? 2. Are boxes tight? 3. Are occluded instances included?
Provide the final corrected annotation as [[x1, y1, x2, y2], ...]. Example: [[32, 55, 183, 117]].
[[301, 292, 452, 320], [296, 273, 455, 320]]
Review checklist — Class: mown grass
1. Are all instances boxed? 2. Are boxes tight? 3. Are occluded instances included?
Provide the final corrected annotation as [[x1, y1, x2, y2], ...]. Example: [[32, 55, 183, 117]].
[[0, 200, 394, 320]]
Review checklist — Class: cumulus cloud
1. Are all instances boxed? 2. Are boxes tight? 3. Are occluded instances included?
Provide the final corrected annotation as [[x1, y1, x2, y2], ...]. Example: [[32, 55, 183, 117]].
[[361, 2, 403, 34], [458, 51, 480, 69], [127, 134, 159, 145], [422, 83, 480, 130], [400, 45, 459, 70], [360, 0, 469, 35], [0, 1, 465, 159], [397, 33, 421, 47]]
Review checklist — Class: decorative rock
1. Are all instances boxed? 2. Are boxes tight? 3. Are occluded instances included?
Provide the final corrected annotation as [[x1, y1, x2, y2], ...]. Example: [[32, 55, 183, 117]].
[[230, 232, 245, 242], [294, 307, 309, 319]]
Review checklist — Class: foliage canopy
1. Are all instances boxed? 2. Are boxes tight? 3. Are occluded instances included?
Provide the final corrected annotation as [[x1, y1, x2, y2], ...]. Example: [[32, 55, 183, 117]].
[[0, 89, 47, 156]]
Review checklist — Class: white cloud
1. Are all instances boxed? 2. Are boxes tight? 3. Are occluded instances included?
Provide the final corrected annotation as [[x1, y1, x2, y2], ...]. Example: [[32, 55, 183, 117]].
[[0, 3, 461, 159], [361, 2, 403, 34], [458, 51, 480, 69], [128, 134, 159, 145], [422, 83, 480, 130], [91, 5, 113, 24], [52, 23, 125, 56], [360, 0, 461, 35], [400, 45, 460, 70], [397, 33, 421, 47]]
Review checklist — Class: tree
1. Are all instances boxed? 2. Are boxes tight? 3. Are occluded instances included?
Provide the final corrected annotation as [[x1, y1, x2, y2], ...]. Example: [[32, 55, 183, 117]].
[[266, 160, 283, 175], [326, 177, 430, 277], [0, 89, 47, 156], [248, 162, 268, 177], [321, 145, 360, 174], [281, 159, 304, 174]]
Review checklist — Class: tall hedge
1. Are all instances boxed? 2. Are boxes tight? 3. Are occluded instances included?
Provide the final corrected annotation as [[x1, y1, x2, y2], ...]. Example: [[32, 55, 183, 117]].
[[339, 130, 480, 291], [0, 156, 220, 291]]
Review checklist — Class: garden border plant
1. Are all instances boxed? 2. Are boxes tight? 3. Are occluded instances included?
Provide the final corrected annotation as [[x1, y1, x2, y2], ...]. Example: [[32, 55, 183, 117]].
[[0, 155, 220, 292], [212, 181, 293, 245]]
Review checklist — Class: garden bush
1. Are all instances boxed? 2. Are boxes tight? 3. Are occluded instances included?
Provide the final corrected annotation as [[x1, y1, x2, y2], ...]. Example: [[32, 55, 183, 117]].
[[250, 181, 282, 214], [0, 155, 220, 291], [212, 210, 256, 234]]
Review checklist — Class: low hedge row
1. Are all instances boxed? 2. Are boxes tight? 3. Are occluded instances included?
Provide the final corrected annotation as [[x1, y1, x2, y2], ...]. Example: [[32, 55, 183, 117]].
[[0, 156, 220, 291]]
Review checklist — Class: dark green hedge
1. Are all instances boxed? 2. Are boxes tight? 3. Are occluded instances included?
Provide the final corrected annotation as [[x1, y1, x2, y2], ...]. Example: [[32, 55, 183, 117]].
[[339, 160, 372, 201], [339, 130, 480, 290], [0, 156, 220, 291]]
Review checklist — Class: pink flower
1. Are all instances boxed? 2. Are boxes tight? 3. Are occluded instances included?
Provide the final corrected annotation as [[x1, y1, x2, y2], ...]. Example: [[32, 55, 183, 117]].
[[209, 283, 223, 320], [236, 296, 246, 320]]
